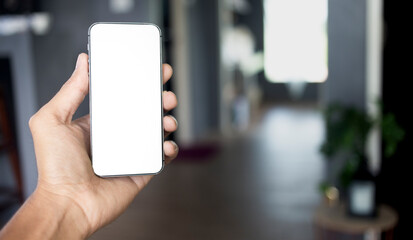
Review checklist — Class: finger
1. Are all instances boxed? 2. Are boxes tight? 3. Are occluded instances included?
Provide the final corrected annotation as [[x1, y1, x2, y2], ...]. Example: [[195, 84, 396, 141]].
[[44, 53, 89, 123], [163, 91, 178, 112], [163, 64, 173, 84], [164, 140, 178, 164], [163, 115, 178, 138]]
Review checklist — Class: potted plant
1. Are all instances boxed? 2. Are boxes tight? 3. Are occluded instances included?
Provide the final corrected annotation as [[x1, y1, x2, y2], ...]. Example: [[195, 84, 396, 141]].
[[319, 102, 404, 217]]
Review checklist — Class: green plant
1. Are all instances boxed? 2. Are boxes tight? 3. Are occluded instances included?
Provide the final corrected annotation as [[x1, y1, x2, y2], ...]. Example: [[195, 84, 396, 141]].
[[319, 102, 405, 189]]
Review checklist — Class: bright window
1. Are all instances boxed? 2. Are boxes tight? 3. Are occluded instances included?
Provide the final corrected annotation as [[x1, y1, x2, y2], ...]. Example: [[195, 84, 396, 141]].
[[264, 0, 328, 83]]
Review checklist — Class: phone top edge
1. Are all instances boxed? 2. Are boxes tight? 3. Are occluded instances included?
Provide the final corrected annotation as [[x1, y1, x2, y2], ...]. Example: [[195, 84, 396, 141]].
[[88, 22, 162, 36]]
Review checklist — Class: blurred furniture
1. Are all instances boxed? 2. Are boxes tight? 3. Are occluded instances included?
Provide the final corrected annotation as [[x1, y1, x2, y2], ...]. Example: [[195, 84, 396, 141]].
[[314, 204, 398, 240], [0, 88, 23, 207]]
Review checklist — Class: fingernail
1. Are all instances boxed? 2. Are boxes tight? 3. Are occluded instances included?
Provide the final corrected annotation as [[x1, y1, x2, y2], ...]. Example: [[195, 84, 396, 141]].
[[171, 141, 178, 151], [75, 54, 82, 69], [169, 115, 178, 129]]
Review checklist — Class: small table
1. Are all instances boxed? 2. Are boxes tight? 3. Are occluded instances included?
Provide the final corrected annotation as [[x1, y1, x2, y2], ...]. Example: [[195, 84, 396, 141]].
[[314, 204, 398, 240]]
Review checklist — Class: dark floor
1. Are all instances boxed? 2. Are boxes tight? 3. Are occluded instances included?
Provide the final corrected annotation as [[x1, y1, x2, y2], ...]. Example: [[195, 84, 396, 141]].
[[90, 105, 325, 240]]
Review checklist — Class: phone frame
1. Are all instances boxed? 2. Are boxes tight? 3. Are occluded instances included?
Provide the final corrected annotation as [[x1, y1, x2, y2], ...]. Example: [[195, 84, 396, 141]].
[[88, 22, 165, 177]]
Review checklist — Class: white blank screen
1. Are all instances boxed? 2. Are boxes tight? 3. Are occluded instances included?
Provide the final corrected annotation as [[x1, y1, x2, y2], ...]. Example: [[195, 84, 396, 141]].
[[89, 23, 163, 176]]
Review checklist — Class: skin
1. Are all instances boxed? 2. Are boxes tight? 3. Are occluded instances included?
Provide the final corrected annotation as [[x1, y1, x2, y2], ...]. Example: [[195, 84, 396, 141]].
[[0, 53, 178, 239]]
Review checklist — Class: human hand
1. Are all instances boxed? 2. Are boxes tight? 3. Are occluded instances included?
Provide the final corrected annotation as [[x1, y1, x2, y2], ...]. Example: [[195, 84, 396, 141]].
[[17, 53, 178, 238]]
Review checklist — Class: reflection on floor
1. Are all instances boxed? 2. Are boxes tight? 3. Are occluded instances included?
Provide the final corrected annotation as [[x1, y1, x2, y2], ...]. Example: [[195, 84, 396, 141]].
[[90, 104, 324, 240]]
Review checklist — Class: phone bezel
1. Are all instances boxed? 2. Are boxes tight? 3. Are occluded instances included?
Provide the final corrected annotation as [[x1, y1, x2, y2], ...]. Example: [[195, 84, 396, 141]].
[[88, 22, 165, 177]]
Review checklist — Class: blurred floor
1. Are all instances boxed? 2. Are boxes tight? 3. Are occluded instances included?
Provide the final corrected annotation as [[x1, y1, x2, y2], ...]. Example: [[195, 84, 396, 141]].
[[90, 104, 324, 240]]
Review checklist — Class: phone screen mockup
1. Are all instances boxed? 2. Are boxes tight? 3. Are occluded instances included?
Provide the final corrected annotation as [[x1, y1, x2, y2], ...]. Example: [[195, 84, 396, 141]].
[[88, 23, 163, 176]]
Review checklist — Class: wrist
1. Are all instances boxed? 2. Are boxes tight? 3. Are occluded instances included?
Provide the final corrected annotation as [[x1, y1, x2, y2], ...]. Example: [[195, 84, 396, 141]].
[[29, 187, 91, 239]]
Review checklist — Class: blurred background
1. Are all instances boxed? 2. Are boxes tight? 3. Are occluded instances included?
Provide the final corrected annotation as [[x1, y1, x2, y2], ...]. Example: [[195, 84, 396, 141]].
[[0, 0, 411, 239]]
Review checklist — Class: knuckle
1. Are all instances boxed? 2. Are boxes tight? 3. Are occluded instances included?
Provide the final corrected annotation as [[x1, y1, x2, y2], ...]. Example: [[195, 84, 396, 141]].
[[28, 115, 37, 128], [28, 113, 41, 129]]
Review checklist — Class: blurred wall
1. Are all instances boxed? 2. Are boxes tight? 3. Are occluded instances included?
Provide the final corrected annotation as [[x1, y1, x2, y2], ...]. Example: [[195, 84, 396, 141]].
[[321, 0, 367, 184], [186, 0, 220, 139], [322, 0, 367, 108], [171, 0, 220, 143]]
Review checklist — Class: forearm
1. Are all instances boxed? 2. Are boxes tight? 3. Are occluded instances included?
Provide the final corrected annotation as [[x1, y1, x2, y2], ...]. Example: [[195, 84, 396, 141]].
[[0, 189, 89, 240]]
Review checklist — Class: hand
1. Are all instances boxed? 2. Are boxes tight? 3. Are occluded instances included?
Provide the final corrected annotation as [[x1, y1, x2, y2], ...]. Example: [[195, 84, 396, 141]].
[[0, 53, 178, 239]]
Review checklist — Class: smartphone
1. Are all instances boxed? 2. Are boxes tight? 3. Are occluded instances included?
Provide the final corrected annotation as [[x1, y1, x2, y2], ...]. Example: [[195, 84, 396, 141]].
[[88, 22, 164, 176]]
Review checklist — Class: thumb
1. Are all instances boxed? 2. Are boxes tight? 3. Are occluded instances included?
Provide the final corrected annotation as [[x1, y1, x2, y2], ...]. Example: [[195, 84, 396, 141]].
[[45, 53, 89, 123]]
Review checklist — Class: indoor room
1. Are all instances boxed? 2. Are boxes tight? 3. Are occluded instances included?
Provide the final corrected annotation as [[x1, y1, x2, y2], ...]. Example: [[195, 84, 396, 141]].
[[0, 0, 410, 239]]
